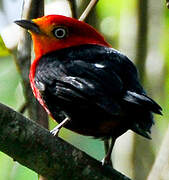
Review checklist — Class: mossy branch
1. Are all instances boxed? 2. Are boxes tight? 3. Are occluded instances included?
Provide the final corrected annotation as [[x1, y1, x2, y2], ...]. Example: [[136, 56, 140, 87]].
[[0, 102, 132, 180]]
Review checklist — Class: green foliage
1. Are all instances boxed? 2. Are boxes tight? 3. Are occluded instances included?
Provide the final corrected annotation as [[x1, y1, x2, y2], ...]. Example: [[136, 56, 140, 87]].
[[0, 36, 10, 57], [0, 152, 38, 180], [0, 56, 38, 180]]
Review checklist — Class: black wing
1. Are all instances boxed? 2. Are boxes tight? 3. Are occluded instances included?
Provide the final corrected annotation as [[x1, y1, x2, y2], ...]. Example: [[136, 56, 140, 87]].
[[35, 47, 124, 116]]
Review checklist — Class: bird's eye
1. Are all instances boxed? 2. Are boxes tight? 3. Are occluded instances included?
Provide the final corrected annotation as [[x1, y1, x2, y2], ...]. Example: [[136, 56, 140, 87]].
[[53, 27, 67, 39]]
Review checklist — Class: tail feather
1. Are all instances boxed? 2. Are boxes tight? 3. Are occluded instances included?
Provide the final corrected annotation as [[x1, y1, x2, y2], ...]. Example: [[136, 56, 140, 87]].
[[123, 91, 162, 115], [123, 91, 162, 139]]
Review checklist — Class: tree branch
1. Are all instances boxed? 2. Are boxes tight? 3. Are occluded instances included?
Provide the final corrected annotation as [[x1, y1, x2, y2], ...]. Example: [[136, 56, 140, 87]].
[[147, 126, 169, 180], [15, 1, 47, 179], [167, 0, 169, 8], [132, 0, 155, 179], [0, 103, 131, 180], [79, 0, 99, 21], [135, 0, 148, 82], [67, 0, 77, 18], [14, 0, 48, 127], [151, 3, 169, 178]]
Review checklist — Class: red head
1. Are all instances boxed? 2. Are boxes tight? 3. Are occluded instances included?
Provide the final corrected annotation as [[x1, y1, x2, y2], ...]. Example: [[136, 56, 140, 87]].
[[15, 15, 110, 58], [15, 15, 111, 113]]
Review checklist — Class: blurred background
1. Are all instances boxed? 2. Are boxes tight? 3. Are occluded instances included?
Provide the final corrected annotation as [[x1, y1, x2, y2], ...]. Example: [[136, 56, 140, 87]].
[[0, 0, 168, 179]]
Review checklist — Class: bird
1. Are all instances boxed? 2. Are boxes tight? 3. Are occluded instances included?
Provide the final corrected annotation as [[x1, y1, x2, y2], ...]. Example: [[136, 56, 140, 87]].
[[15, 15, 162, 165]]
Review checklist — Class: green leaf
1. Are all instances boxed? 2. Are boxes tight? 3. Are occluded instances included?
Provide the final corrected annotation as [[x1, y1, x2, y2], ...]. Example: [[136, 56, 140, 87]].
[[0, 35, 10, 57]]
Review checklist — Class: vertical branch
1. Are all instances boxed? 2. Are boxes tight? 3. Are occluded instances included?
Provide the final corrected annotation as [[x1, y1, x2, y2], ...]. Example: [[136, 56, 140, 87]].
[[135, 0, 148, 82], [147, 126, 169, 180], [15, 0, 48, 125], [79, 0, 99, 21], [167, 0, 169, 8], [0, 0, 4, 11], [148, 3, 169, 179], [67, 0, 77, 18], [15, 1, 48, 180], [132, 1, 155, 180]]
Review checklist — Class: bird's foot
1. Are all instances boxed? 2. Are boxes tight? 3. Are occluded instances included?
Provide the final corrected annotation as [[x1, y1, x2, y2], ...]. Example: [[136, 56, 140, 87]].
[[101, 157, 107, 166], [50, 127, 60, 136], [102, 138, 115, 166], [50, 116, 70, 137], [101, 156, 112, 166]]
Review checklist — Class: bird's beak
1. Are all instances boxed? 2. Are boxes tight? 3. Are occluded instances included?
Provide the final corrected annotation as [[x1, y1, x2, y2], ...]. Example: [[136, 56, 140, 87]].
[[14, 20, 40, 34]]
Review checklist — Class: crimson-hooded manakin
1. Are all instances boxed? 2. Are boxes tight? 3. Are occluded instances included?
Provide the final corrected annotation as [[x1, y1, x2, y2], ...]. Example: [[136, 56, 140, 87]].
[[15, 15, 162, 165]]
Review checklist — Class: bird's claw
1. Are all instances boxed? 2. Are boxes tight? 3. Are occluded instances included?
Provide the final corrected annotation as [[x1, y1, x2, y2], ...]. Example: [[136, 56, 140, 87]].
[[50, 128, 60, 136], [101, 157, 112, 166], [101, 157, 106, 166], [50, 115, 71, 137]]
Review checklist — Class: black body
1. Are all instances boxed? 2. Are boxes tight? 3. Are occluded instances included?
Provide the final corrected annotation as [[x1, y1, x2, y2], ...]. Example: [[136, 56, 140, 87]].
[[34, 44, 162, 139]]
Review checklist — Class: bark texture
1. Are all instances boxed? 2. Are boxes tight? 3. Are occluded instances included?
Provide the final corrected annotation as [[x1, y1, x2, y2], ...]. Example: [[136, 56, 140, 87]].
[[0, 103, 132, 180]]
